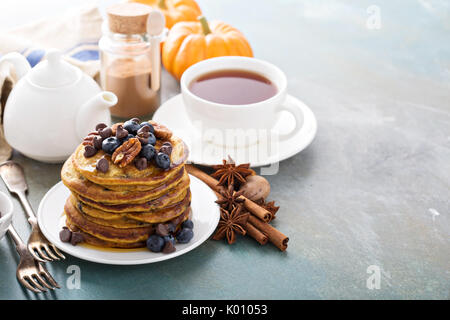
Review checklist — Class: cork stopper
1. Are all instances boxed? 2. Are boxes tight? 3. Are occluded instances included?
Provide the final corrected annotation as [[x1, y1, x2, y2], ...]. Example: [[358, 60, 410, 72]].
[[106, 3, 152, 34]]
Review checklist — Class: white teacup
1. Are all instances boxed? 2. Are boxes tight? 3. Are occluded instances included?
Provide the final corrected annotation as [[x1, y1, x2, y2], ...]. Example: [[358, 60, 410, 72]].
[[181, 56, 303, 147], [0, 191, 13, 240]]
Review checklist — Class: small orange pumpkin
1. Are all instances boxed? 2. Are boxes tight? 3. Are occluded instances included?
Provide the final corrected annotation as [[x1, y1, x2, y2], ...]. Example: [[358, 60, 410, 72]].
[[130, 0, 202, 29], [162, 16, 253, 80]]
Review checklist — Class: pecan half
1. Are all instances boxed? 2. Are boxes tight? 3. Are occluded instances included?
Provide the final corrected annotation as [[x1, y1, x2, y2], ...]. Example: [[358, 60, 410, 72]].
[[111, 138, 141, 167], [82, 132, 100, 146], [149, 120, 172, 140]]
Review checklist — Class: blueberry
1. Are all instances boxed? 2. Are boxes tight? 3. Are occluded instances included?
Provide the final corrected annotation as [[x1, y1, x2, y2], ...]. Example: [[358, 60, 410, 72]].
[[140, 144, 157, 161], [176, 228, 194, 244], [121, 134, 134, 142], [163, 235, 176, 246], [148, 132, 156, 146], [155, 152, 170, 169], [102, 137, 120, 154], [182, 219, 194, 230], [123, 119, 141, 134], [146, 234, 165, 252], [140, 122, 154, 133]]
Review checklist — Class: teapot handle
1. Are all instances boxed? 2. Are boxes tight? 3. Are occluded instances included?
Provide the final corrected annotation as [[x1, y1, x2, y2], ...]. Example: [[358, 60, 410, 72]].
[[0, 52, 31, 81]]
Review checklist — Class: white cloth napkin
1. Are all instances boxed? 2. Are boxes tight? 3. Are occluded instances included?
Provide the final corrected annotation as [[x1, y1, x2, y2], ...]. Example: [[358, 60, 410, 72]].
[[0, 5, 103, 161]]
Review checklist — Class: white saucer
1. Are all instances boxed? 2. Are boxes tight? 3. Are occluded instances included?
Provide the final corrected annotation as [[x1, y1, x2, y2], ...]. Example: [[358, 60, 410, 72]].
[[37, 175, 220, 265], [153, 94, 317, 167]]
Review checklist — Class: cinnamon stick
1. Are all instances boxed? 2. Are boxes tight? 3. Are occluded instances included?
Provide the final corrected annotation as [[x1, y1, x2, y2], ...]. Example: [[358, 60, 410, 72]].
[[239, 195, 271, 222], [245, 222, 268, 245], [186, 164, 224, 193], [187, 164, 271, 222], [248, 215, 289, 251]]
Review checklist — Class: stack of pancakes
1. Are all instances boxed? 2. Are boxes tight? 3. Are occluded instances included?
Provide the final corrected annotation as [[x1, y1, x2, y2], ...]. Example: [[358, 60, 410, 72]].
[[61, 134, 190, 248]]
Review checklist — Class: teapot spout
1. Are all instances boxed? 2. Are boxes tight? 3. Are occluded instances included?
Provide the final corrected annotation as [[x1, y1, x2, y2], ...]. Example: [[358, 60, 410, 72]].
[[76, 91, 117, 140], [0, 52, 31, 81]]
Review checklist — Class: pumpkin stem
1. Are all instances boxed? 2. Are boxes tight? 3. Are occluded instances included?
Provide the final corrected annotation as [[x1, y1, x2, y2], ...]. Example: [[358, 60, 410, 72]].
[[158, 0, 167, 10], [198, 16, 211, 35]]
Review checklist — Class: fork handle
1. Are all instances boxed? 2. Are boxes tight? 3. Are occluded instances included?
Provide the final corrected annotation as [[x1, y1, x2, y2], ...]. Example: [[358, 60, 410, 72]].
[[6, 225, 27, 254], [16, 190, 38, 224]]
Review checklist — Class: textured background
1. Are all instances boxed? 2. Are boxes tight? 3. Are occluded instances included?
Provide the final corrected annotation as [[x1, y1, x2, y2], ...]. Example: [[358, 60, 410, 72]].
[[0, 0, 449, 299]]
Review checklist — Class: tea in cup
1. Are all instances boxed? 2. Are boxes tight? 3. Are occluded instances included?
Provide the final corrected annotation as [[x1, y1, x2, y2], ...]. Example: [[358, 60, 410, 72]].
[[181, 56, 303, 147]]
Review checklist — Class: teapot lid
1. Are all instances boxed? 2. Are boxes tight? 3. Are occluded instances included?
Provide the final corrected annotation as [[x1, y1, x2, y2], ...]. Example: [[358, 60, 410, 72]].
[[28, 49, 80, 88]]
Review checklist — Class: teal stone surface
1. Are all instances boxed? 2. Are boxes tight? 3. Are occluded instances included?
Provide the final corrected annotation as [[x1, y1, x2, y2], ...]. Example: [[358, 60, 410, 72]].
[[0, 0, 449, 299]]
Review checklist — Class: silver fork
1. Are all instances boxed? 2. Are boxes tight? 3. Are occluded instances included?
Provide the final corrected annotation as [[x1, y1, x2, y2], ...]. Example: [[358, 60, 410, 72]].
[[0, 161, 65, 261], [7, 223, 60, 293]]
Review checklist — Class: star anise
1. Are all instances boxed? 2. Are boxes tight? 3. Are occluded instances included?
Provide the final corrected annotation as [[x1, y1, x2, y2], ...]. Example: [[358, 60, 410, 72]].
[[211, 157, 254, 189], [256, 199, 280, 222], [213, 205, 249, 244], [215, 184, 245, 211]]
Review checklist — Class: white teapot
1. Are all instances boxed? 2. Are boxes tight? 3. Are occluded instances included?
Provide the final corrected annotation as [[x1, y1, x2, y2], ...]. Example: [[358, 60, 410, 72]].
[[0, 49, 117, 163]]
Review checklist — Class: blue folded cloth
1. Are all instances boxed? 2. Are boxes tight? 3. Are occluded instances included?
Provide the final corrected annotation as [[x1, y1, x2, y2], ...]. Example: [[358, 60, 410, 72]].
[[21, 42, 99, 67]]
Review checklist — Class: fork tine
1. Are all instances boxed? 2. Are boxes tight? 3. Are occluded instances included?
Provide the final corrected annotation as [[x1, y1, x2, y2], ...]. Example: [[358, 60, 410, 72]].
[[45, 244, 64, 260], [41, 245, 60, 261], [24, 275, 47, 292], [36, 246, 55, 261], [50, 244, 66, 259], [34, 273, 54, 290], [27, 245, 48, 262], [18, 276, 42, 293], [39, 265, 60, 289]]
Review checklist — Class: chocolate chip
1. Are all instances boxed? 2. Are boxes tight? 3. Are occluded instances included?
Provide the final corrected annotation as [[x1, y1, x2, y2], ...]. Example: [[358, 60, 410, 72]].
[[70, 232, 84, 246], [96, 157, 109, 173], [138, 136, 149, 145], [93, 136, 103, 150], [159, 143, 172, 156], [165, 223, 176, 234], [156, 223, 169, 237], [162, 241, 176, 254], [95, 123, 107, 131], [137, 126, 150, 134], [115, 125, 129, 139], [131, 117, 140, 124], [99, 127, 112, 139], [84, 145, 97, 158], [135, 157, 148, 171], [59, 229, 72, 243]]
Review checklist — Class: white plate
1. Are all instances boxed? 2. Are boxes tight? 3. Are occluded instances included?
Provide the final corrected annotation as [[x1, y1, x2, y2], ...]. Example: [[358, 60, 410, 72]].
[[153, 94, 317, 167], [37, 175, 220, 265]]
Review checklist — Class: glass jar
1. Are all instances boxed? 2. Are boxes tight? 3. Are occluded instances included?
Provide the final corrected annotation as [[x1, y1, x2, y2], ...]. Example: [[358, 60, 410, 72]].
[[99, 3, 160, 120]]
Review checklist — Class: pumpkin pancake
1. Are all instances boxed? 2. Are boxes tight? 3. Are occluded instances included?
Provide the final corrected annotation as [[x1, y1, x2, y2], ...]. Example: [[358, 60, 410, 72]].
[[65, 198, 191, 247], [75, 191, 191, 224], [62, 157, 189, 204], [72, 135, 188, 187], [66, 221, 146, 248], [64, 198, 153, 244], [75, 184, 190, 213], [82, 214, 151, 229]]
